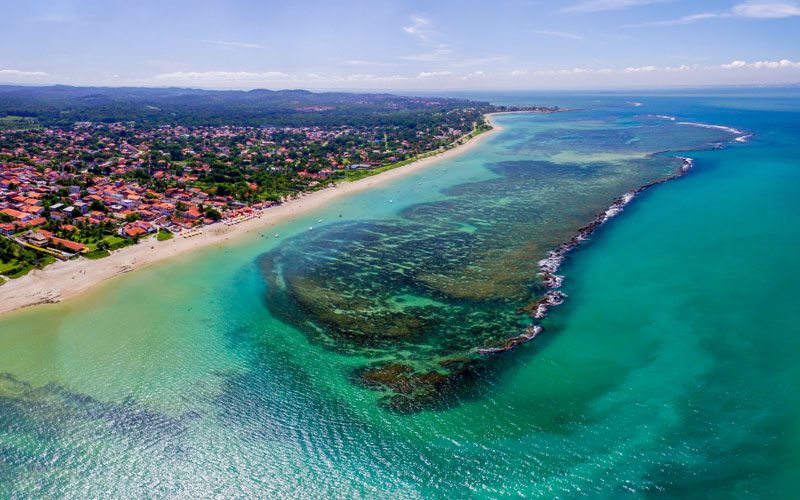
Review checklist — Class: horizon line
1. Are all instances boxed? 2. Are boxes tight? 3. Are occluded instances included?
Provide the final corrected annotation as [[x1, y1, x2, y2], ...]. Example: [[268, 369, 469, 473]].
[[1, 81, 799, 95]]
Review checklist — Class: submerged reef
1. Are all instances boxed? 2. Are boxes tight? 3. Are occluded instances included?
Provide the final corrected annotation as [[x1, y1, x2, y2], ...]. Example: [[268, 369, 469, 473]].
[[259, 115, 742, 412]]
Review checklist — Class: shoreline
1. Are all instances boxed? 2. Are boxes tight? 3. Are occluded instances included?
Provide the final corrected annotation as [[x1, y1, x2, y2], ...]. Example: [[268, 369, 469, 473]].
[[0, 113, 511, 317]]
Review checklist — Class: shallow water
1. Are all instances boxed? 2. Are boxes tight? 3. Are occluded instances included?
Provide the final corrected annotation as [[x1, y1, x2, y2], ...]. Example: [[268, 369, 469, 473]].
[[259, 109, 734, 411], [1, 90, 799, 497]]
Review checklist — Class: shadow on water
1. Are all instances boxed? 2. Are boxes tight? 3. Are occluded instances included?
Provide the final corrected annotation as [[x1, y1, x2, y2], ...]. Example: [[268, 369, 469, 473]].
[[0, 372, 199, 496]]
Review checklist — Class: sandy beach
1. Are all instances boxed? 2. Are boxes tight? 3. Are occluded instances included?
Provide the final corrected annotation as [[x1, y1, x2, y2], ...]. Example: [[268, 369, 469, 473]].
[[0, 114, 508, 316]]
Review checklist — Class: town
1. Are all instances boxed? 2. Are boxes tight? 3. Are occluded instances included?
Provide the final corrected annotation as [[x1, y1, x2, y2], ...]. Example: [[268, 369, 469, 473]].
[[0, 107, 491, 279]]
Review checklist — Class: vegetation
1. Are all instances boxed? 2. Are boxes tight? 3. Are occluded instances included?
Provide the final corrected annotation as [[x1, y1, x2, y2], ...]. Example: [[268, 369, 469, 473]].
[[0, 115, 39, 130], [0, 85, 495, 128], [84, 249, 111, 259], [156, 229, 173, 241], [0, 238, 56, 278]]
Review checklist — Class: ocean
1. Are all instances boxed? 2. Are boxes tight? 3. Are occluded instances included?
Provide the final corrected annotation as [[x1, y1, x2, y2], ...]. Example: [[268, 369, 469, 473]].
[[1, 89, 799, 497]]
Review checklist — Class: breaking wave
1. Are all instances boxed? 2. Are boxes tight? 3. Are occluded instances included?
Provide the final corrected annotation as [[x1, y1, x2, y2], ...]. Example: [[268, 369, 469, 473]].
[[678, 121, 753, 143]]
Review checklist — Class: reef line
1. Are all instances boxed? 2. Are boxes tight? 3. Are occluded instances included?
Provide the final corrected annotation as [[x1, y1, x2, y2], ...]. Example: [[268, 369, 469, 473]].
[[476, 156, 695, 355]]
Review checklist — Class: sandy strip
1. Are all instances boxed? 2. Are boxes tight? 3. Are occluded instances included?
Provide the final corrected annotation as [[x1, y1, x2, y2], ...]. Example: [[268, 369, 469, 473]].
[[0, 113, 511, 316]]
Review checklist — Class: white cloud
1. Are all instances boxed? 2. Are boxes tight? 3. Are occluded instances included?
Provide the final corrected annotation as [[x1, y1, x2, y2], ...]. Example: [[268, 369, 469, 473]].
[[341, 74, 410, 82], [0, 69, 50, 78], [667, 64, 694, 71], [623, 65, 659, 72], [733, 2, 800, 17], [149, 70, 419, 88], [530, 29, 583, 40], [417, 71, 452, 78], [460, 70, 487, 80], [633, 12, 725, 26], [721, 59, 800, 68], [403, 15, 434, 43], [203, 40, 263, 49], [400, 14, 455, 64], [501, 59, 800, 81], [722, 60, 748, 68], [153, 71, 291, 82], [398, 14, 458, 65], [561, 0, 669, 13], [630, 2, 800, 26], [142, 58, 800, 90]]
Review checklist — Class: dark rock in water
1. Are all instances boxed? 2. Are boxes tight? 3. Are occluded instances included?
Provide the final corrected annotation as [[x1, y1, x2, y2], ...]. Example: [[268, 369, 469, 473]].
[[355, 357, 484, 412], [358, 363, 417, 394], [477, 325, 543, 355]]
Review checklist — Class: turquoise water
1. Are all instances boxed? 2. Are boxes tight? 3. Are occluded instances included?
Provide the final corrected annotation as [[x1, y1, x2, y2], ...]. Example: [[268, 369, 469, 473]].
[[1, 90, 799, 497]]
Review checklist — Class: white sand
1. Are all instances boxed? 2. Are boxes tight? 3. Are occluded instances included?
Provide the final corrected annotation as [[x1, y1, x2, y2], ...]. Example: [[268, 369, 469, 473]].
[[0, 114, 509, 316]]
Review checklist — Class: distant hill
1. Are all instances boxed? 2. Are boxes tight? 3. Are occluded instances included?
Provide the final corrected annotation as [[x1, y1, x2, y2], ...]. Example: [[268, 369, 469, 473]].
[[0, 85, 490, 128]]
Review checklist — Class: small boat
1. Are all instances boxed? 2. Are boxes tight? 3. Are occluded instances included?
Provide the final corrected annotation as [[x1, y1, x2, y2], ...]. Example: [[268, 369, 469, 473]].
[[274, 234, 279, 238]]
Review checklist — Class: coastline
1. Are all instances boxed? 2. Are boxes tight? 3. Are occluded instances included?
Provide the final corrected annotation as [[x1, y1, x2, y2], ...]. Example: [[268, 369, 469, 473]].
[[0, 113, 509, 316]]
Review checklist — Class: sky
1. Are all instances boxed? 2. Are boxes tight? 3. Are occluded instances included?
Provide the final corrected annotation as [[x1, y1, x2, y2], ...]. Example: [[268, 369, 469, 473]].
[[1, 0, 799, 90]]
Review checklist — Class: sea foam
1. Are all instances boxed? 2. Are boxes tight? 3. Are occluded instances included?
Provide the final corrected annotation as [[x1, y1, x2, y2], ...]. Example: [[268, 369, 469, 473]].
[[678, 121, 752, 143]]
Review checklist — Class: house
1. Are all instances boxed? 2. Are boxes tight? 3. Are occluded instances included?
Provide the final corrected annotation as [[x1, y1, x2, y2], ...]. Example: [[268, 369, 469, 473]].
[[38, 230, 88, 254], [184, 208, 203, 220], [25, 217, 46, 228], [1, 208, 33, 222], [118, 221, 156, 238], [23, 230, 49, 247], [122, 225, 147, 237], [74, 201, 89, 214]]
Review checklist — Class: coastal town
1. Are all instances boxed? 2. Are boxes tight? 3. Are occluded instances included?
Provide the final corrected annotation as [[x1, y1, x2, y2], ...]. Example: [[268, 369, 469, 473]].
[[1, 104, 545, 281]]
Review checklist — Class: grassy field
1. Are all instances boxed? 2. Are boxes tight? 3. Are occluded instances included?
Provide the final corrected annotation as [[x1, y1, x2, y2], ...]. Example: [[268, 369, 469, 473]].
[[0, 260, 21, 275], [156, 229, 173, 241], [84, 234, 129, 252], [0, 115, 40, 130], [5, 264, 32, 279], [0, 253, 58, 279], [84, 249, 111, 260]]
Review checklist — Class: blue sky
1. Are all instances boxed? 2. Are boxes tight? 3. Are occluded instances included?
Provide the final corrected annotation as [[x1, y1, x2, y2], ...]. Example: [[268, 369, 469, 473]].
[[1, 0, 799, 89]]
